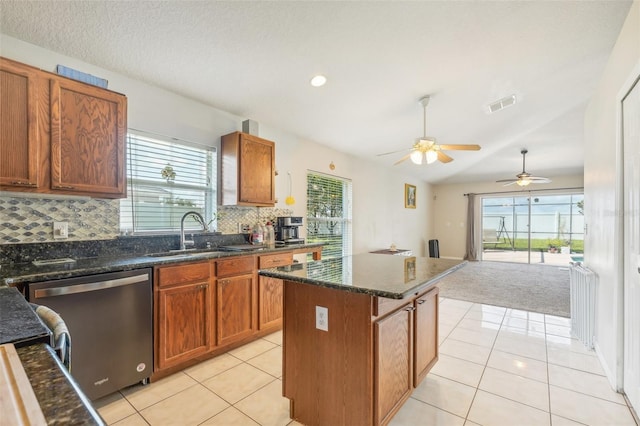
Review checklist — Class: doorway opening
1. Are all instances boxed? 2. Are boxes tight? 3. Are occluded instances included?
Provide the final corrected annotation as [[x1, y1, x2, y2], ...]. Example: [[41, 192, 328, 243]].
[[481, 193, 584, 265]]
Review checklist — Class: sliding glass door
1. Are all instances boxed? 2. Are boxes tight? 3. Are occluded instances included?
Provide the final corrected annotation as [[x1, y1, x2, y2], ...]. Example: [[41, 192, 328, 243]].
[[481, 193, 584, 265]]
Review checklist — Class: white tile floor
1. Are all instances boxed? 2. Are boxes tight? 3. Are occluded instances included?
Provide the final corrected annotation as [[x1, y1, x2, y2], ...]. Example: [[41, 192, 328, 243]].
[[94, 297, 639, 426]]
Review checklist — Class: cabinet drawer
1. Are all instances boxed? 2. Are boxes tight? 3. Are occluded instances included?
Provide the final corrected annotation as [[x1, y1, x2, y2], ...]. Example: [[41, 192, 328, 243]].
[[216, 256, 255, 277], [259, 252, 293, 268], [156, 261, 211, 288], [373, 296, 410, 318]]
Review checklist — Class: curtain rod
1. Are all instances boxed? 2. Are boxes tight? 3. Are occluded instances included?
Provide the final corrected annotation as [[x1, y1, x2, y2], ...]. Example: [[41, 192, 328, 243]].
[[463, 186, 583, 196]]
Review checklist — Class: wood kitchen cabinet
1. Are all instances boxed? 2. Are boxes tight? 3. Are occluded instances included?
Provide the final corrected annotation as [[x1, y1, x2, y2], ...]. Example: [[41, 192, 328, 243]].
[[0, 56, 127, 199], [220, 131, 275, 206], [257, 252, 293, 331], [375, 303, 414, 425], [215, 256, 257, 346], [0, 58, 42, 189], [154, 261, 213, 371], [50, 76, 126, 197], [283, 280, 439, 426]]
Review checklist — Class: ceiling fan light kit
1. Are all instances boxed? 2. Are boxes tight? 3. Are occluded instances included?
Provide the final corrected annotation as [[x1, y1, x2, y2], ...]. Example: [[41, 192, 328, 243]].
[[496, 149, 552, 187], [378, 95, 481, 166]]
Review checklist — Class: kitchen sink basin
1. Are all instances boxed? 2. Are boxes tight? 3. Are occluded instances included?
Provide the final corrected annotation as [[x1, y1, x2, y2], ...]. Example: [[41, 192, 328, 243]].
[[145, 250, 226, 259]]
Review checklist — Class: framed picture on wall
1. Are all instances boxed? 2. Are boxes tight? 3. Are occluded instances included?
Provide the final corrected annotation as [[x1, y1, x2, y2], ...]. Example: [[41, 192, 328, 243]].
[[405, 184, 416, 209]]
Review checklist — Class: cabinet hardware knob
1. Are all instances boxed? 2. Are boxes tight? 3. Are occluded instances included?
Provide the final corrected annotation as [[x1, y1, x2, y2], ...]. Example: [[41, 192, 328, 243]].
[[53, 184, 76, 190], [417, 299, 426, 304], [404, 306, 416, 312]]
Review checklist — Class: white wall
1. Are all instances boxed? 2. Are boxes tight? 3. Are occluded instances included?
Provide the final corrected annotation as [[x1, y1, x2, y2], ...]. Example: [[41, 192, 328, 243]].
[[432, 175, 584, 259], [0, 34, 433, 256], [583, 0, 639, 389]]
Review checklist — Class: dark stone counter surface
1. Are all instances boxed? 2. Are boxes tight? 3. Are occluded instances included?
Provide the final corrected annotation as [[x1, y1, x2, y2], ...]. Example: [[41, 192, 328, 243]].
[[259, 253, 466, 299], [17, 343, 105, 425], [0, 286, 51, 346], [1, 236, 323, 287]]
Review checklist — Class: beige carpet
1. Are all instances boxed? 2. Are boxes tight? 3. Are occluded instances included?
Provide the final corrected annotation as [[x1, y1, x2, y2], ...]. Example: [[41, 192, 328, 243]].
[[437, 260, 570, 318]]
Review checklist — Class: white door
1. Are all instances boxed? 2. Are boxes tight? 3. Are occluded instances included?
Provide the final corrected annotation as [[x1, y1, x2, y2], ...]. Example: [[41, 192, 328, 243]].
[[623, 76, 640, 415]]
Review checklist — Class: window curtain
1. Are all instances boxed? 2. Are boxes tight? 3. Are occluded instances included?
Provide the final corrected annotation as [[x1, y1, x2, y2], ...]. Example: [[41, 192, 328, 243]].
[[464, 193, 478, 261]]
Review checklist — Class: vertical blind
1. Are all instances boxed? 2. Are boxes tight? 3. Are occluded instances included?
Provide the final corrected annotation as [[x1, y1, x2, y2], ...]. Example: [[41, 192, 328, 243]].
[[120, 131, 216, 233], [306, 171, 353, 259]]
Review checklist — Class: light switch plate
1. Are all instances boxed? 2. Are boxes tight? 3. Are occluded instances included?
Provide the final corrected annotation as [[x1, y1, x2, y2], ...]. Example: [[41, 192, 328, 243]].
[[315, 306, 328, 331], [53, 221, 68, 239]]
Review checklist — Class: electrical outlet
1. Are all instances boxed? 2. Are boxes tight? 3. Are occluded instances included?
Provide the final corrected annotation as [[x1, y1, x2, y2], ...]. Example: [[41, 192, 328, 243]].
[[315, 306, 328, 331], [238, 223, 251, 233], [53, 221, 69, 239]]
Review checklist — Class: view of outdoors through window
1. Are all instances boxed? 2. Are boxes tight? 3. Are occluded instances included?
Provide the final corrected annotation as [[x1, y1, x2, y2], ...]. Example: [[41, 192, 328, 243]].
[[306, 172, 353, 259], [482, 193, 584, 265], [120, 132, 216, 233]]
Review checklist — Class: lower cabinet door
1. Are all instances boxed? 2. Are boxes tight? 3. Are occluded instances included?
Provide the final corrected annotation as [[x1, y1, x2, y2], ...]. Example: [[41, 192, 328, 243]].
[[157, 281, 211, 370], [258, 276, 283, 330], [414, 287, 439, 386], [375, 303, 413, 425], [217, 274, 255, 346]]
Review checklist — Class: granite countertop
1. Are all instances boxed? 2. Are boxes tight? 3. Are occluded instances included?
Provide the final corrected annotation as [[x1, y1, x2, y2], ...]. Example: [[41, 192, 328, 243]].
[[17, 343, 105, 425], [259, 253, 467, 299], [0, 286, 51, 346], [1, 243, 324, 286]]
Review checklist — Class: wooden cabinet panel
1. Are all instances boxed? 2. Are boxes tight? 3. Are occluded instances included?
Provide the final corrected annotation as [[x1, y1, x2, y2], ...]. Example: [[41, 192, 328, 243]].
[[156, 261, 211, 288], [374, 304, 413, 426], [50, 76, 126, 197], [221, 132, 275, 206], [258, 276, 283, 330], [0, 58, 40, 189], [258, 252, 293, 268], [414, 287, 439, 386], [216, 255, 255, 277], [156, 281, 211, 370], [216, 274, 255, 346]]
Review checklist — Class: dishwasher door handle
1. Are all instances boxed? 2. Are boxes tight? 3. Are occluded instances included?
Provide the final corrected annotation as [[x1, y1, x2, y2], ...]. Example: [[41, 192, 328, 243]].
[[33, 273, 150, 298]]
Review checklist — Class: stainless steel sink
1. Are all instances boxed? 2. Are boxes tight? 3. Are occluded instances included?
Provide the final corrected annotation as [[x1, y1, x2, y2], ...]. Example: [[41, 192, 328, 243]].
[[145, 250, 226, 259]]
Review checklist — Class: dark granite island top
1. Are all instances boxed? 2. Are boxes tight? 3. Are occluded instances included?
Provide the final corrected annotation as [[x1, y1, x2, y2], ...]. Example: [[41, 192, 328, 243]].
[[0, 286, 51, 347], [259, 253, 466, 299]]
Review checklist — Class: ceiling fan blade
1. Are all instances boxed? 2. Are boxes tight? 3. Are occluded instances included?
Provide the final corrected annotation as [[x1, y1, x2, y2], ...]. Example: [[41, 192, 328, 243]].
[[496, 178, 518, 183], [437, 151, 454, 163], [528, 177, 552, 183], [501, 181, 519, 186], [393, 153, 412, 165], [438, 144, 481, 151], [377, 148, 411, 157]]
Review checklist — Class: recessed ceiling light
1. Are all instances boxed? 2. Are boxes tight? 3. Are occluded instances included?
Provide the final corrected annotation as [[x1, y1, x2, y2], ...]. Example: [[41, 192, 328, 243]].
[[310, 75, 327, 87]]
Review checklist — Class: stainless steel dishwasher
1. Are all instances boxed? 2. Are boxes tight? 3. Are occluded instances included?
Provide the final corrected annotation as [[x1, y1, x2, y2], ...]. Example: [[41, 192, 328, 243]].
[[28, 268, 153, 400]]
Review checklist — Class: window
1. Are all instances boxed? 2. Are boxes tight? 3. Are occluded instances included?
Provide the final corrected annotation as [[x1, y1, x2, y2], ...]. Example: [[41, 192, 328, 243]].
[[306, 171, 352, 259], [120, 131, 216, 233]]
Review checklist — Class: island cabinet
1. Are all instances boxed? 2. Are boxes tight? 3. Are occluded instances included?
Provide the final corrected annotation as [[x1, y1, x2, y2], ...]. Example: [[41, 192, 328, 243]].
[[215, 256, 257, 346], [0, 56, 127, 199], [154, 261, 213, 371], [283, 282, 439, 426], [220, 131, 275, 206]]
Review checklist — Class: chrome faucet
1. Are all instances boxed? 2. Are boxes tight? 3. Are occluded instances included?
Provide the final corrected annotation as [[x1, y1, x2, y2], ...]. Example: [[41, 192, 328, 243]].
[[180, 211, 207, 251]]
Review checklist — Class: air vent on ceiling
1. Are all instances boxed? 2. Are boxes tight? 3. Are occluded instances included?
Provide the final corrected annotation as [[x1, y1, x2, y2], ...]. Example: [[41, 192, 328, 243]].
[[487, 95, 517, 114]]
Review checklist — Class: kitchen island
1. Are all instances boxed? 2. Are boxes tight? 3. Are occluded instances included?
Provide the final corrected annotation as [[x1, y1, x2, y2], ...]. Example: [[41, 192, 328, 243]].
[[259, 254, 466, 426]]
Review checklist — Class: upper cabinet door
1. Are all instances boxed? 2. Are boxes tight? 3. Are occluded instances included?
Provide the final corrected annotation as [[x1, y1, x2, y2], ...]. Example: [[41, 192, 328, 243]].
[[50, 77, 127, 198], [221, 132, 275, 206], [0, 58, 41, 189]]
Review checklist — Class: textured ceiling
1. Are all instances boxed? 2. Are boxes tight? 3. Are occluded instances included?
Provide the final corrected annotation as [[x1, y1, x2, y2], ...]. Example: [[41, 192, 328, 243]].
[[0, 1, 633, 184]]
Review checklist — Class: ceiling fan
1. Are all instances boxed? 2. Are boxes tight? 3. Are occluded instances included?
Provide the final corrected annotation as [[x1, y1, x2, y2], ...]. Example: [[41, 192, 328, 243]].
[[377, 95, 481, 165], [496, 149, 552, 186]]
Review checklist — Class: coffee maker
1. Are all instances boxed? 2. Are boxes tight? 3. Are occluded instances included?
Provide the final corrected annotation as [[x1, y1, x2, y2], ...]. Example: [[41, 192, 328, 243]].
[[275, 217, 304, 244]]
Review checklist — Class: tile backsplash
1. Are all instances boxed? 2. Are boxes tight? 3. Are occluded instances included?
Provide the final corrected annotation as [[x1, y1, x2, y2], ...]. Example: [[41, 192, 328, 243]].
[[0, 196, 120, 243], [0, 195, 294, 244]]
